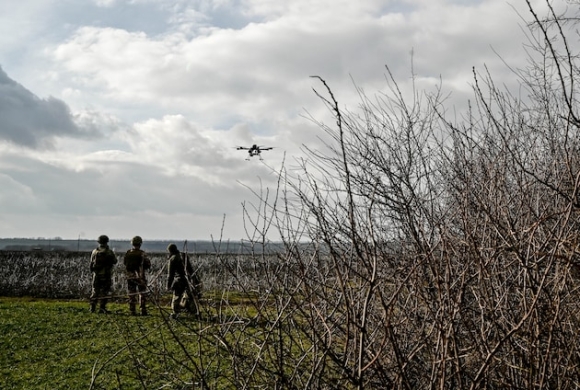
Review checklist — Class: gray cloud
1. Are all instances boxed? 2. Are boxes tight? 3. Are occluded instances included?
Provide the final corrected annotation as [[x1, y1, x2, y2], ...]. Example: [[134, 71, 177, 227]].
[[0, 66, 92, 149]]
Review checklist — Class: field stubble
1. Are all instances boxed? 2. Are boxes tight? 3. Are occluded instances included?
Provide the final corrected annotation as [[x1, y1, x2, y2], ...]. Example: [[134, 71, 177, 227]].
[[0, 250, 275, 300]]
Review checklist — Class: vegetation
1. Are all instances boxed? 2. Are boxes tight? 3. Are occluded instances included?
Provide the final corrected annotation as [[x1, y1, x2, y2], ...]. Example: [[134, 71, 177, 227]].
[[0, 297, 265, 389], [0, 298, 150, 389], [0, 250, 280, 299]]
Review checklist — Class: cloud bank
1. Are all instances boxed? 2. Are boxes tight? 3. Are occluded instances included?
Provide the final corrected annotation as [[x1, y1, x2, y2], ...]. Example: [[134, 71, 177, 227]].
[[0, 67, 93, 148]]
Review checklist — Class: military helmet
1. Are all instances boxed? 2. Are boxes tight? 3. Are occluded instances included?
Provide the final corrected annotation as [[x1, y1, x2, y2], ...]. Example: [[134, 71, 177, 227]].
[[167, 243, 178, 253], [98, 235, 109, 244], [131, 235, 143, 246]]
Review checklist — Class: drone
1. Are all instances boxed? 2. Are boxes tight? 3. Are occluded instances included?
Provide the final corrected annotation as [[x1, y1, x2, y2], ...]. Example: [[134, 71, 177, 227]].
[[236, 144, 274, 160]]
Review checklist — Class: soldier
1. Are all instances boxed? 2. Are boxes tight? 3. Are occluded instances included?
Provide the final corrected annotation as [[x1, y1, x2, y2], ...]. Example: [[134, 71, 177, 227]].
[[89, 234, 117, 313], [123, 235, 151, 316], [166, 243, 201, 319]]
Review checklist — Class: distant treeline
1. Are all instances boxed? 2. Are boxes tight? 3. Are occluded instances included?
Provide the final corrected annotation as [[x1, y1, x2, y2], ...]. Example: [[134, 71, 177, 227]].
[[0, 238, 284, 254]]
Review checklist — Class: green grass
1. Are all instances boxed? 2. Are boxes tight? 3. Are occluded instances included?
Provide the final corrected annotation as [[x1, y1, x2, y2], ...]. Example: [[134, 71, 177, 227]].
[[0, 297, 227, 389], [0, 295, 301, 389], [1, 298, 100, 388]]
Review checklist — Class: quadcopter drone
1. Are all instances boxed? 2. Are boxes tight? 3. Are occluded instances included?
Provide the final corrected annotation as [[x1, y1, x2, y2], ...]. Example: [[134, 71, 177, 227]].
[[236, 144, 273, 160]]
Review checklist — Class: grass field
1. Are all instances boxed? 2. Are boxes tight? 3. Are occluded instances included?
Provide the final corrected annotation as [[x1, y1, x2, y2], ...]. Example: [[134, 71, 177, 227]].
[[1, 298, 159, 389], [0, 296, 261, 390]]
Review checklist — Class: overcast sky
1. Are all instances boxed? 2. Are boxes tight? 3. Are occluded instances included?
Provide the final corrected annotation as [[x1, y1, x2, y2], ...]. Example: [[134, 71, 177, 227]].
[[0, 0, 563, 241]]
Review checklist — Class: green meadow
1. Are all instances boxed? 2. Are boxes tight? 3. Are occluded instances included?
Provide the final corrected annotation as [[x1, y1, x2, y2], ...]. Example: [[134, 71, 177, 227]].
[[1, 298, 176, 389], [0, 296, 268, 390], [1, 298, 98, 389]]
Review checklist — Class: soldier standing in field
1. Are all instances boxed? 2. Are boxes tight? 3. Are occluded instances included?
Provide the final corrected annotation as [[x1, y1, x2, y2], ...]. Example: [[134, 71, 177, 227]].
[[89, 235, 117, 313], [123, 235, 151, 316], [166, 243, 201, 319]]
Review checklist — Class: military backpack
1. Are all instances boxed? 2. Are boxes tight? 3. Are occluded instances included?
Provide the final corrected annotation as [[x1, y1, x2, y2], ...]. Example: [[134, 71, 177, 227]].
[[92, 249, 112, 272]]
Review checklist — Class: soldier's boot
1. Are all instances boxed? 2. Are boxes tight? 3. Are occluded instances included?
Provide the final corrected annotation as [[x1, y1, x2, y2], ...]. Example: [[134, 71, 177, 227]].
[[190, 300, 200, 319], [140, 297, 147, 316], [170, 302, 180, 319], [99, 300, 110, 314], [90, 302, 96, 313], [129, 302, 137, 316]]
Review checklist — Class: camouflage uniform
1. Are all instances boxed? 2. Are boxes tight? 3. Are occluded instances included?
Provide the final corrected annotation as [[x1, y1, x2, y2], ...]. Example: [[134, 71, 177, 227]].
[[123, 236, 151, 316], [166, 243, 201, 318], [89, 235, 117, 313]]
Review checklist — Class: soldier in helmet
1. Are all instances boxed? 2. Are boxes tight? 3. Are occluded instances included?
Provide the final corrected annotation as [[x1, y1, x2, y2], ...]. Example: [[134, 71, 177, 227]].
[[123, 235, 151, 316], [166, 243, 200, 319], [89, 234, 118, 313]]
